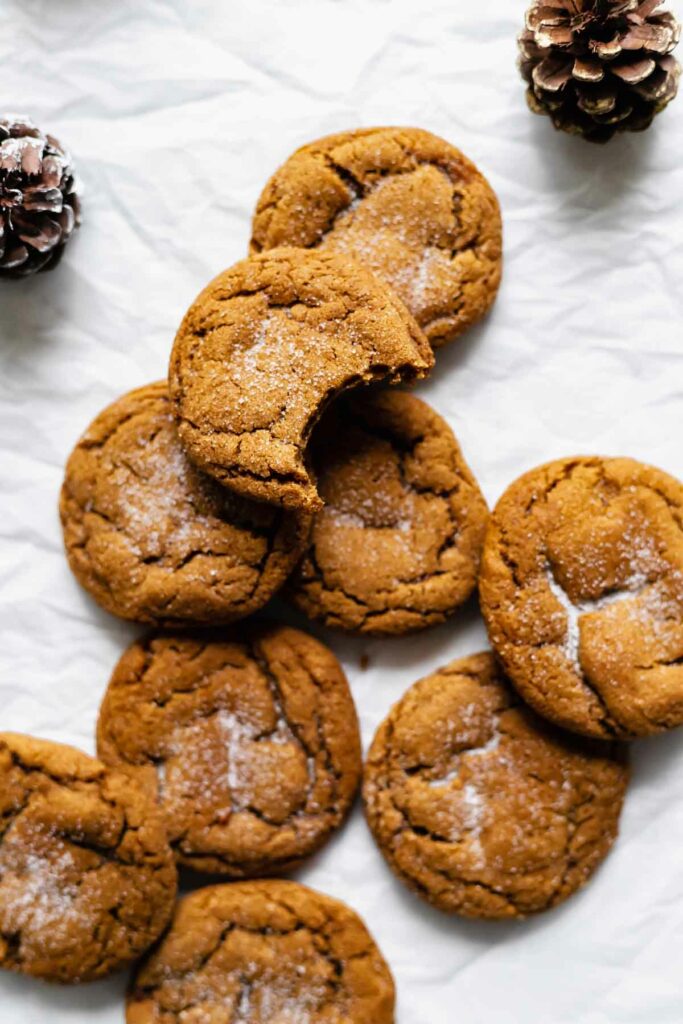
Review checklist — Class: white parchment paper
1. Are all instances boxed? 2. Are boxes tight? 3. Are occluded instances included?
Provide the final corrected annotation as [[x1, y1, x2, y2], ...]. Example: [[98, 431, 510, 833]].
[[1, 1, 682, 1021]]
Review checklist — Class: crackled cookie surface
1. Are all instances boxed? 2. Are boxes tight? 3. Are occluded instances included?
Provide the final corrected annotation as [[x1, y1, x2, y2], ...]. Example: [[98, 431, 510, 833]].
[[288, 391, 488, 635], [479, 457, 683, 739], [0, 733, 176, 983], [60, 382, 311, 625], [97, 625, 361, 876], [363, 653, 628, 919], [127, 881, 395, 1024], [251, 127, 502, 350], [168, 247, 433, 511]]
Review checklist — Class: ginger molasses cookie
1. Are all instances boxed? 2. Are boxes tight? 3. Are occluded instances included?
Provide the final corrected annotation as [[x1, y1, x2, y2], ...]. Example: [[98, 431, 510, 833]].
[[288, 391, 488, 635], [60, 382, 311, 625], [479, 457, 683, 740], [97, 625, 361, 877], [363, 653, 628, 920], [168, 247, 434, 512], [250, 127, 502, 350], [0, 732, 176, 983], [127, 881, 395, 1024]]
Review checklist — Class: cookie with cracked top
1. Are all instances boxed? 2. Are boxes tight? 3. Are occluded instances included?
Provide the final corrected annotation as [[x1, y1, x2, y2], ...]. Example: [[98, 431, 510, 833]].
[[363, 652, 628, 920], [287, 390, 488, 635], [127, 880, 395, 1024], [97, 624, 361, 877], [0, 732, 176, 983], [250, 126, 502, 350], [479, 456, 683, 740], [60, 381, 311, 626], [168, 247, 434, 512]]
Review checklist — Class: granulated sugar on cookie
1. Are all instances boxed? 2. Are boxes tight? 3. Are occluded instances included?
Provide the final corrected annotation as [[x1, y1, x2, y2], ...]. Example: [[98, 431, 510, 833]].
[[168, 247, 434, 511], [363, 652, 629, 919], [60, 381, 311, 625], [127, 881, 395, 1024], [0, 733, 176, 983], [289, 390, 488, 635], [97, 625, 361, 877], [251, 126, 502, 350], [479, 456, 683, 739]]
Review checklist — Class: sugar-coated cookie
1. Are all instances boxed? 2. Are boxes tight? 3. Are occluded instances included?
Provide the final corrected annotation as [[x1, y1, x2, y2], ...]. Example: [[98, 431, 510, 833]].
[[127, 881, 395, 1023], [363, 653, 628, 919], [168, 248, 434, 512], [479, 456, 683, 739], [0, 733, 176, 983], [288, 390, 488, 635], [60, 382, 311, 625], [251, 127, 502, 349], [97, 625, 361, 877]]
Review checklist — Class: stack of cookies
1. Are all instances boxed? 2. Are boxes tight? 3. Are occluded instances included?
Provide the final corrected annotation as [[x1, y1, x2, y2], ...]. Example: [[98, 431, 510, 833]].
[[2, 126, 682, 1024], [60, 126, 503, 639]]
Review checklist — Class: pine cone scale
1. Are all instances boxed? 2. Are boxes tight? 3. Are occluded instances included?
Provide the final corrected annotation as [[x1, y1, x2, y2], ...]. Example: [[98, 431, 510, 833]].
[[22, 187, 64, 214], [13, 211, 63, 253], [533, 55, 575, 90], [611, 56, 656, 82], [621, 21, 675, 52], [573, 55, 606, 81], [591, 36, 624, 58]]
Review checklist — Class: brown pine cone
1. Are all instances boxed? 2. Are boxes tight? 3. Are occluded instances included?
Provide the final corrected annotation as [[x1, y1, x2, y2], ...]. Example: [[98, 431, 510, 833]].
[[519, 0, 681, 142], [0, 114, 81, 278]]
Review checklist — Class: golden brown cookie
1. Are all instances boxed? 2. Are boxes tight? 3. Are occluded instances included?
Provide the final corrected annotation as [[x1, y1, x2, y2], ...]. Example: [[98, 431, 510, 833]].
[[250, 127, 502, 350], [127, 880, 395, 1024], [97, 625, 362, 877], [288, 390, 488, 635], [479, 457, 683, 740], [60, 382, 311, 625], [0, 732, 176, 983], [168, 247, 434, 512], [363, 652, 628, 920]]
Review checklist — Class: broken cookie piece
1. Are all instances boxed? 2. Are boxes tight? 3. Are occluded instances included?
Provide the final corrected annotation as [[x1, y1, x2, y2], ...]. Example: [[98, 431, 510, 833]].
[[168, 248, 434, 512]]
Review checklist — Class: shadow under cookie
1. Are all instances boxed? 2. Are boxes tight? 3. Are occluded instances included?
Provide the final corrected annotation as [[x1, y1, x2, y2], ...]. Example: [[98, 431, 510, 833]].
[[96, 624, 362, 877]]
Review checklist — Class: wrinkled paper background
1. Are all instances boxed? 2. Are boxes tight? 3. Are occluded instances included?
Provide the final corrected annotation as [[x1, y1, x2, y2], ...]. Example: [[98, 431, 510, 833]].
[[1, 1, 682, 1022]]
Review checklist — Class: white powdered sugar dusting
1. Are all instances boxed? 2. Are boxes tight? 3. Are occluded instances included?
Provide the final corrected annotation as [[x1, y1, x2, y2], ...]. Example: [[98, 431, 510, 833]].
[[460, 782, 486, 869], [159, 681, 318, 820], [0, 845, 81, 936], [466, 727, 502, 759], [324, 505, 412, 535], [120, 414, 216, 555], [426, 719, 503, 868], [546, 568, 650, 672], [428, 718, 502, 790], [218, 710, 253, 811], [178, 962, 332, 1024], [391, 246, 450, 315]]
